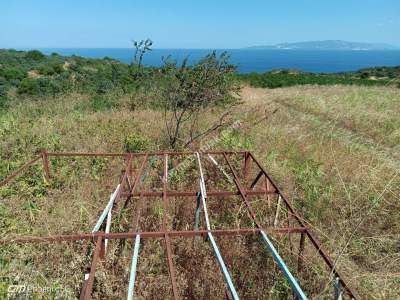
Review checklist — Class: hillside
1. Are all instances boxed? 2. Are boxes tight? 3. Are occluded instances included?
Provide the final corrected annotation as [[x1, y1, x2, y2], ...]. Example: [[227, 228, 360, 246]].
[[1, 49, 399, 110], [0, 49, 399, 299], [247, 40, 399, 50]]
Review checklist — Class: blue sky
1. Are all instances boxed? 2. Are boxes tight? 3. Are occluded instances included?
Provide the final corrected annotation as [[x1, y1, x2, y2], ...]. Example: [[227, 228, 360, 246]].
[[1, 0, 399, 48]]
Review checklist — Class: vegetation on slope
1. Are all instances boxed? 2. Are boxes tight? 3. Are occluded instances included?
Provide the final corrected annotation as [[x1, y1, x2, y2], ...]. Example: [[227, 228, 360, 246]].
[[237, 68, 400, 89], [1, 49, 399, 110]]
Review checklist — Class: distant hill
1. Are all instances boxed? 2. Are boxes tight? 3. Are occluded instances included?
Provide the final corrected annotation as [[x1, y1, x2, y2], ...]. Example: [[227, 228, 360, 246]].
[[247, 40, 399, 50]]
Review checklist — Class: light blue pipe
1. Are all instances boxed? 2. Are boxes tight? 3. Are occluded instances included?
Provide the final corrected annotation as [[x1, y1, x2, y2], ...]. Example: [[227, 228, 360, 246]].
[[208, 232, 240, 300], [92, 184, 120, 233], [260, 230, 308, 300], [127, 234, 141, 300]]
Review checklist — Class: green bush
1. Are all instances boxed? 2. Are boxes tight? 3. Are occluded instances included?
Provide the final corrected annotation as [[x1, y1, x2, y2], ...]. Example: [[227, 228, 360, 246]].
[[85, 95, 119, 112], [96, 78, 114, 94], [0, 85, 7, 109], [2, 67, 25, 81], [38, 64, 56, 75], [238, 71, 395, 89], [17, 77, 63, 96], [26, 50, 46, 61], [124, 133, 149, 152]]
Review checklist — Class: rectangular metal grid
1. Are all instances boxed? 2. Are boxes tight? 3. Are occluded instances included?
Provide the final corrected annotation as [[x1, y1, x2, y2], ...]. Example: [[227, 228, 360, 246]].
[[0, 150, 358, 299]]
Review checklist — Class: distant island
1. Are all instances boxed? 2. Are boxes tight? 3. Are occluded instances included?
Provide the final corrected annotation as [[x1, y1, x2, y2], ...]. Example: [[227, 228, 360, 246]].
[[247, 40, 399, 51]]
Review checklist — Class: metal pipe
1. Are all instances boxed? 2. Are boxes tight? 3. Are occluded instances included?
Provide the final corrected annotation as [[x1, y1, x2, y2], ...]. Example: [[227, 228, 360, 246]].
[[121, 189, 275, 198], [260, 230, 308, 300], [92, 184, 120, 233], [127, 235, 141, 300]]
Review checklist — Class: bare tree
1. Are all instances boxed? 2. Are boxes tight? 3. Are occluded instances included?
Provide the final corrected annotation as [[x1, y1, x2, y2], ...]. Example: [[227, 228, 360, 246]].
[[132, 39, 153, 66]]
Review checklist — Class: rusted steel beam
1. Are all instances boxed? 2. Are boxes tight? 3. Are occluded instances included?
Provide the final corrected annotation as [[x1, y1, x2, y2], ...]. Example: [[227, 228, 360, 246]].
[[0, 227, 306, 245], [162, 154, 180, 300], [248, 153, 359, 299], [225, 288, 234, 300], [46, 151, 245, 158], [121, 189, 276, 198], [83, 234, 103, 300], [47, 152, 128, 157], [0, 155, 41, 187]]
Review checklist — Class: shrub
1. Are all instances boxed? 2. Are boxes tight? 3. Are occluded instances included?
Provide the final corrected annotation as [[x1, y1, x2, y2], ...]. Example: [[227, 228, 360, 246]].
[[160, 51, 239, 148], [0, 85, 7, 109], [86, 95, 119, 112], [26, 50, 46, 61], [17, 77, 63, 96], [96, 78, 114, 94], [2, 67, 25, 81], [38, 64, 56, 75], [124, 133, 149, 152]]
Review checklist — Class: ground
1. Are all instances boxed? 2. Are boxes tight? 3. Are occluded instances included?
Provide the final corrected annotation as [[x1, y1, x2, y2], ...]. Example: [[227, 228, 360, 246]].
[[0, 85, 399, 299]]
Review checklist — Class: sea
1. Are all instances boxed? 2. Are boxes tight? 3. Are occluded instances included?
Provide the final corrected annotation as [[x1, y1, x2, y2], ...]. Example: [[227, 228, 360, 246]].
[[38, 48, 400, 74]]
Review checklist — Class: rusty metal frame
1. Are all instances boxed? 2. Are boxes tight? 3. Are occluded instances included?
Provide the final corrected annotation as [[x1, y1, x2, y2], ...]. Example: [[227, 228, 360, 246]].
[[0, 150, 358, 299]]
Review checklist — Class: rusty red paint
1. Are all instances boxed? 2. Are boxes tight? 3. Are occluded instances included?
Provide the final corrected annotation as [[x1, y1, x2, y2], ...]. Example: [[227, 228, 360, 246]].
[[0, 150, 358, 299]]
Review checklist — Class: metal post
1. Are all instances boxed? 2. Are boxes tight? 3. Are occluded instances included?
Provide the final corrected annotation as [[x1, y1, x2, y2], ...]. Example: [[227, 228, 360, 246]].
[[298, 233, 305, 273], [41, 150, 50, 182], [273, 195, 282, 227], [265, 177, 272, 208], [194, 192, 202, 231]]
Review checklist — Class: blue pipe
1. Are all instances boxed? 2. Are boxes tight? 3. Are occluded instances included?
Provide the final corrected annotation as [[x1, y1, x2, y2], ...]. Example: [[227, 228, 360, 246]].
[[260, 230, 308, 300], [127, 234, 141, 300]]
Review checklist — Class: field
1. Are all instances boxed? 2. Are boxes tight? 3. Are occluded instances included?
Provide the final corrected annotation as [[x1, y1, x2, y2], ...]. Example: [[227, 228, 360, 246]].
[[1, 81, 399, 299]]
